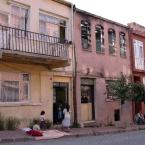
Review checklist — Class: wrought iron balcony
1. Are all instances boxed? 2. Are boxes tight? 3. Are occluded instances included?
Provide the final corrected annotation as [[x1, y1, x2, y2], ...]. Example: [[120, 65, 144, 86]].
[[0, 25, 70, 68]]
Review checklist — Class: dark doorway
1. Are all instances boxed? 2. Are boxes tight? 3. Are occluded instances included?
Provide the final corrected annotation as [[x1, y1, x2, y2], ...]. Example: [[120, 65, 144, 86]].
[[53, 82, 69, 124], [133, 76, 142, 115]]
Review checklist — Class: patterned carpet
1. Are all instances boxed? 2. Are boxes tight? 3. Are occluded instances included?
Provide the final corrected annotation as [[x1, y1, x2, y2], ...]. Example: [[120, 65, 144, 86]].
[[35, 130, 69, 140]]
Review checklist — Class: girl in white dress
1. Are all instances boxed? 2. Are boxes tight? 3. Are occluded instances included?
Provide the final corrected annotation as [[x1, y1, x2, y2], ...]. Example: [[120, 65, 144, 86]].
[[62, 105, 70, 129]]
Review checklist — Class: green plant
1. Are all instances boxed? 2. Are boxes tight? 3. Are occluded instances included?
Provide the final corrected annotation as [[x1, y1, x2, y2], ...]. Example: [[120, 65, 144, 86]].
[[45, 119, 52, 129], [29, 118, 39, 129], [108, 73, 145, 103], [5, 117, 20, 130], [0, 113, 5, 131], [71, 122, 81, 128]]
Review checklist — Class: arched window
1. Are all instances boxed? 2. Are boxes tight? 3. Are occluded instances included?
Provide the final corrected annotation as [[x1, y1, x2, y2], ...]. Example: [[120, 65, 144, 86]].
[[120, 32, 126, 57], [81, 20, 91, 49], [95, 25, 104, 53], [108, 28, 116, 55]]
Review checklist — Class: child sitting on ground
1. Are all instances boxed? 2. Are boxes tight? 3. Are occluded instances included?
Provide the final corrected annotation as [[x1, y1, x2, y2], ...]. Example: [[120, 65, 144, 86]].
[[33, 119, 40, 131]]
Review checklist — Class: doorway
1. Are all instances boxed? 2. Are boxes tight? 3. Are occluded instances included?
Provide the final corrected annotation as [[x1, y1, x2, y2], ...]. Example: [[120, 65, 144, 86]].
[[53, 82, 69, 124], [81, 78, 95, 122], [133, 76, 142, 116]]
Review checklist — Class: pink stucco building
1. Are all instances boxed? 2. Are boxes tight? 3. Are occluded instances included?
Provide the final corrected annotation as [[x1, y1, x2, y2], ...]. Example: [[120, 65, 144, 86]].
[[73, 9, 132, 126]]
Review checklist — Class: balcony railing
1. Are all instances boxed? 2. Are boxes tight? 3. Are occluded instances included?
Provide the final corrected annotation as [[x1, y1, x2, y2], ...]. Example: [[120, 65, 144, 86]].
[[0, 25, 69, 58]]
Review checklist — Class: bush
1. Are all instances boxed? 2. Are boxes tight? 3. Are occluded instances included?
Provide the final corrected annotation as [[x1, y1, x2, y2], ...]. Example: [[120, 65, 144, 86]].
[[0, 113, 5, 131], [45, 119, 52, 129], [5, 117, 20, 130], [71, 122, 81, 128]]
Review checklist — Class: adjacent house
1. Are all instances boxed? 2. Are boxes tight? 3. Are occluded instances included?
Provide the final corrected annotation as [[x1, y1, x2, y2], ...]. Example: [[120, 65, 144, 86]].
[[73, 9, 132, 126], [128, 22, 145, 117], [0, 0, 73, 126]]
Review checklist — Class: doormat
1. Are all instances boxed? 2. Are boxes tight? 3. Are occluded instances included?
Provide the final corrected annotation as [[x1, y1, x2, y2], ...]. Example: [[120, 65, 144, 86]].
[[35, 130, 69, 140]]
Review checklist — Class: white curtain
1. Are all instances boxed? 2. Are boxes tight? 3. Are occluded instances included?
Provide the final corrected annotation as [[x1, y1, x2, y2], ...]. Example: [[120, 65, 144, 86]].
[[133, 40, 144, 69]]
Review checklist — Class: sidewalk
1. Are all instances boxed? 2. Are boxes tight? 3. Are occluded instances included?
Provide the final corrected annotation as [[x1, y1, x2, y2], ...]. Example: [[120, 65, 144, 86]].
[[0, 125, 145, 143]]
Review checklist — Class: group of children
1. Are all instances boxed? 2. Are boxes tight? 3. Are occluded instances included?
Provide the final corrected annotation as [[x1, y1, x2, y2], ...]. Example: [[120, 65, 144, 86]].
[[33, 105, 71, 131]]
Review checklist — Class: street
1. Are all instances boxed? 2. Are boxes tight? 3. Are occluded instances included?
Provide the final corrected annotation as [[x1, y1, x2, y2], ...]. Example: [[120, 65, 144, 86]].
[[2, 130, 145, 145]]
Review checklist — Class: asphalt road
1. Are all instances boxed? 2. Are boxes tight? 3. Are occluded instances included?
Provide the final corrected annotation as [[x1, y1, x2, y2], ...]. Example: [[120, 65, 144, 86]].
[[3, 130, 145, 145]]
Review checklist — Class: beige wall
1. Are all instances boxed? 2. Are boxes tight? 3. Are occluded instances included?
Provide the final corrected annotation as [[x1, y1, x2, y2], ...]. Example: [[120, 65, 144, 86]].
[[0, 0, 72, 40], [0, 62, 54, 126], [0, 0, 73, 127]]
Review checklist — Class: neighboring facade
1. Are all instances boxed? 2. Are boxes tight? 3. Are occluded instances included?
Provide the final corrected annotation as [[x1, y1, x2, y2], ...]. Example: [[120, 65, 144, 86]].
[[128, 22, 145, 117], [0, 0, 73, 126], [74, 9, 132, 126]]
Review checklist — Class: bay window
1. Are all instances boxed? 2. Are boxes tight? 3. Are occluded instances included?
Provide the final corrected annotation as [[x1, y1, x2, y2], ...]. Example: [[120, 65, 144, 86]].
[[133, 39, 144, 70]]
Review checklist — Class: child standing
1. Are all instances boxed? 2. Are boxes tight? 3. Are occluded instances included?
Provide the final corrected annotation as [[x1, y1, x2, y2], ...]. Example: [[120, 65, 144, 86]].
[[40, 110, 46, 130]]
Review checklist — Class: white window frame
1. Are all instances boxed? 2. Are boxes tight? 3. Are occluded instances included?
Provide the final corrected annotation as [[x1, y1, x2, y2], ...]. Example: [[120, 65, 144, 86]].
[[0, 72, 31, 104], [39, 11, 67, 39], [0, 10, 9, 26], [10, 3, 30, 30]]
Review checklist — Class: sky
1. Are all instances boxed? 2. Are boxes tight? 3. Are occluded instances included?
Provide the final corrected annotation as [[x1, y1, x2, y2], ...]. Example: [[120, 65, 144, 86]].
[[66, 0, 145, 26]]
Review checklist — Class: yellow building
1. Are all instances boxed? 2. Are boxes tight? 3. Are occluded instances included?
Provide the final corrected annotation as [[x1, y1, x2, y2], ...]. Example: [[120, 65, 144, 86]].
[[0, 0, 73, 127]]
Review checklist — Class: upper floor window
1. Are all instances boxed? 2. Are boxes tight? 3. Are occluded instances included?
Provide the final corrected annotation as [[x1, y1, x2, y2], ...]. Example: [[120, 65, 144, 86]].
[[95, 25, 104, 53], [108, 28, 116, 55], [81, 20, 91, 50], [11, 4, 29, 30], [0, 72, 30, 103], [133, 39, 144, 70], [120, 32, 126, 57], [0, 13, 8, 26], [39, 13, 66, 42]]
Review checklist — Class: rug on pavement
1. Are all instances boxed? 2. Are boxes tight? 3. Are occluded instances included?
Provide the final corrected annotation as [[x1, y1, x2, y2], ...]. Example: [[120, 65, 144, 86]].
[[35, 130, 69, 140]]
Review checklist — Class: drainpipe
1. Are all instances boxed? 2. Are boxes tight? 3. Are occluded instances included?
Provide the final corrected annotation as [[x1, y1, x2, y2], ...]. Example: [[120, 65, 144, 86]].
[[128, 27, 135, 122], [71, 3, 78, 124]]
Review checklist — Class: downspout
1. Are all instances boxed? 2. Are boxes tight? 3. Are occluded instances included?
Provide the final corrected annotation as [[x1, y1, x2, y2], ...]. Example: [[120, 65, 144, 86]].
[[128, 27, 135, 122], [71, 3, 78, 124]]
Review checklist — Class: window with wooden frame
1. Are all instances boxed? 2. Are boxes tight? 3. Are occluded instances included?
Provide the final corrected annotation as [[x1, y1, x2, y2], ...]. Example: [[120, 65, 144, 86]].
[[108, 28, 116, 55], [120, 32, 126, 57], [105, 80, 117, 100], [81, 20, 91, 50], [95, 25, 104, 53]]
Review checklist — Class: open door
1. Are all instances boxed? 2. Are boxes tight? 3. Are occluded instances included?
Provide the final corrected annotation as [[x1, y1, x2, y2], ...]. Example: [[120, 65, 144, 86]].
[[53, 82, 68, 124]]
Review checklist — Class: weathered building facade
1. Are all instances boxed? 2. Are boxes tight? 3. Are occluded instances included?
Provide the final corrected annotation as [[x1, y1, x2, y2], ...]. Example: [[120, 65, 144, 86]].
[[74, 9, 132, 126], [128, 22, 145, 117], [0, 0, 73, 126]]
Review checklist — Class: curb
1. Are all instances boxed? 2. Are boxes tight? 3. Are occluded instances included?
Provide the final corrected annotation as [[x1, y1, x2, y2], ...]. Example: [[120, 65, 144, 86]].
[[61, 127, 145, 139], [0, 137, 34, 143], [0, 127, 145, 143]]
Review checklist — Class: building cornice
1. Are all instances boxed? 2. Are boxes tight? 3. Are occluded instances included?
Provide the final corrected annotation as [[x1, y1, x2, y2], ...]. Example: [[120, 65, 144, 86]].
[[76, 8, 129, 29]]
